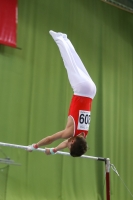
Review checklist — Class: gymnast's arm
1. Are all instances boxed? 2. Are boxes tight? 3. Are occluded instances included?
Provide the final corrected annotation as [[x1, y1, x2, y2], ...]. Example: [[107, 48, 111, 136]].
[[45, 140, 68, 155], [28, 117, 73, 152], [36, 129, 72, 147], [28, 127, 73, 151], [36, 116, 73, 147]]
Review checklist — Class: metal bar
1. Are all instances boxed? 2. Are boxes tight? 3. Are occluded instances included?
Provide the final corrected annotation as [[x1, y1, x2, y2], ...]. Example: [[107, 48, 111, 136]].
[[101, 0, 133, 14], [0, 142, 106, 161], [105, 158, 111, 200]]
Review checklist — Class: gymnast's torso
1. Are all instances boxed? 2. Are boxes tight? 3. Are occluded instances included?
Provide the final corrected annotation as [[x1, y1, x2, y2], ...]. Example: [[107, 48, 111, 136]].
[[68, 95, 92, 138]]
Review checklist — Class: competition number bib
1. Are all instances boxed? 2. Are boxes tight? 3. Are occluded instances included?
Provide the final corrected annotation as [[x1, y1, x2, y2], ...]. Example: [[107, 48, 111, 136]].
[[77, 110, 91, 131]]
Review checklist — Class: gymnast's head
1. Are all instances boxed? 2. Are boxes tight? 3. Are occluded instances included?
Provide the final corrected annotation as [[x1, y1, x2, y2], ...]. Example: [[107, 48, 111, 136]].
[[67, 133, 88, 157]]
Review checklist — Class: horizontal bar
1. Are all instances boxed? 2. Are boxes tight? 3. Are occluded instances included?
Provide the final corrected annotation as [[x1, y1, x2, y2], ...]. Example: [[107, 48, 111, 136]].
[[0, 142, 106, 161]]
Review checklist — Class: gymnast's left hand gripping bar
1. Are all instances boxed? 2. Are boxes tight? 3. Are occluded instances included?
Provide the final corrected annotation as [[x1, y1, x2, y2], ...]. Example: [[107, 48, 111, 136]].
[[0, 142, 45, 152]]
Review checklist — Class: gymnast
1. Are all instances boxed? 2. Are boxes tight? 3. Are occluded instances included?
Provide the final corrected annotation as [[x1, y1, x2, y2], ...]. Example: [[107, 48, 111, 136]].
[[28, 30, 96, 157]]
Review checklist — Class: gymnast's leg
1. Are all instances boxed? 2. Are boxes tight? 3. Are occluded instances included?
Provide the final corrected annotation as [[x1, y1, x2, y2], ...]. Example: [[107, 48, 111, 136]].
[[64, 37, 89, 77], [49, 30, 96, 99]]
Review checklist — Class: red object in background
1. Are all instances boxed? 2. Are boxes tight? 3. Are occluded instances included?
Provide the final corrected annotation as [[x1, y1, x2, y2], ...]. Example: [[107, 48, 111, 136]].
[[0, 0, 18, 48]]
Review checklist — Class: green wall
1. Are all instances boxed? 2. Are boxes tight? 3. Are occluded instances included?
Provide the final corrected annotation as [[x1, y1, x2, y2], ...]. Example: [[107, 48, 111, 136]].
[[0, 0, 133, 199]]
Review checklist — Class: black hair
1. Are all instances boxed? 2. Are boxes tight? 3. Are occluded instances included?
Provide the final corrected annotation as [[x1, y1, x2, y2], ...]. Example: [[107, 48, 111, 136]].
[[70, 136, 88, 157]]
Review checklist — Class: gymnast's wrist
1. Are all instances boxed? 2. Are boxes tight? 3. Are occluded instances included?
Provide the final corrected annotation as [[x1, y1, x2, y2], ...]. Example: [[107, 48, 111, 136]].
[[50, 148, 57, 154], [33, 144, 38, 149]]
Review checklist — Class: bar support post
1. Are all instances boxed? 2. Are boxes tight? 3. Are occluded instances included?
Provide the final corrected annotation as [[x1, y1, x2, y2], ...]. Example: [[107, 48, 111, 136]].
[[105, 158, 111, 200]]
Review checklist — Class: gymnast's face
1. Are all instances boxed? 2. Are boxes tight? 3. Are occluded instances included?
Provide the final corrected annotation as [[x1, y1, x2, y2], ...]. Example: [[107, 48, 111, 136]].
[[67, 137, 76, 149], [67, 133, 85, 149]]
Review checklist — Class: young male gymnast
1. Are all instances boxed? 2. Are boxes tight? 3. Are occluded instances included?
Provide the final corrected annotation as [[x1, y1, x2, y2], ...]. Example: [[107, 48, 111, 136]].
[[28, 30, 96, 157]]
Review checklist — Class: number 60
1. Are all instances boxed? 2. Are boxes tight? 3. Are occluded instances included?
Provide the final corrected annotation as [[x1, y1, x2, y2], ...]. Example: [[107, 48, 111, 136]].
[[79, 114, 90, 124]]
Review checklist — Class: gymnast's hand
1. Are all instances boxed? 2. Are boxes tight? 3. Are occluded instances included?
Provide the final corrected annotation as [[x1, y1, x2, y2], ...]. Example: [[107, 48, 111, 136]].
[[27, 144, 38, 152], [45, 148, 57, 155], [45, 148, 51, 155]]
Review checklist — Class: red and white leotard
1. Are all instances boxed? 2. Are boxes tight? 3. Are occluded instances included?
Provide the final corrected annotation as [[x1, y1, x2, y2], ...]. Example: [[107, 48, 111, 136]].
[[68, 95, 92, 138]]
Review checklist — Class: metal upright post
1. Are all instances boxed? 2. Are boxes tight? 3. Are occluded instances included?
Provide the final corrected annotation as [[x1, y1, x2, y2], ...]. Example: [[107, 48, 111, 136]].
[[105, 158, 111, 200]]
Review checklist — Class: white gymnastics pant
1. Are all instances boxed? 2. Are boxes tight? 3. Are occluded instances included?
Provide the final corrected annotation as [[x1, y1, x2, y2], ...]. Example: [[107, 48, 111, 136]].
[[49, 31, 96, 99]]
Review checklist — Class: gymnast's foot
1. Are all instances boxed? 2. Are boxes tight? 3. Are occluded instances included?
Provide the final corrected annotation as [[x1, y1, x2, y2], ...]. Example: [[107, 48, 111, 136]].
[[49, 30, 67, 40]]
